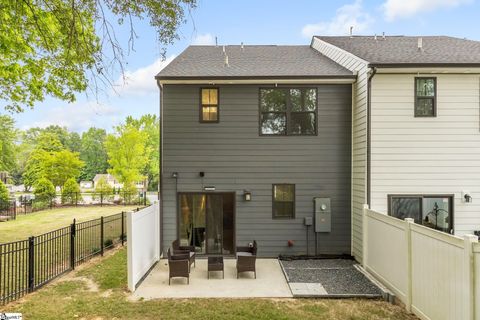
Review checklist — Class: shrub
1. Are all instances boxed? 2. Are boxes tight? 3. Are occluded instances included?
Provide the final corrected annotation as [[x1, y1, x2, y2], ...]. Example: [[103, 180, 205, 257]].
[[62, 178, 82, 204], [93, 177, 113, 205], [104, 239, 114, 248], [120, 181, 138, 205], [33, 178, 56, 202], [0, 180, 9, 205], [32, 200, 51, 211]]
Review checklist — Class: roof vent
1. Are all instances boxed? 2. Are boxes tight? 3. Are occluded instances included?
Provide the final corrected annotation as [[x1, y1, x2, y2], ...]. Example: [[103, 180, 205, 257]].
[[418, 37, 423, 51], [241, 42, 244, 50], [382, 32, 385, 40], [349, 26, 353, 37], [224, 54, 229, 67], [374, 34, 377, 41], [215, 36, 218, 47], [222, 45, 225, 54]]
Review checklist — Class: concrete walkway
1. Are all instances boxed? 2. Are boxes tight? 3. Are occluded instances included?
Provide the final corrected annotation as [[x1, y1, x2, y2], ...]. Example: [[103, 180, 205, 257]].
[[132, 258, 292, 299]]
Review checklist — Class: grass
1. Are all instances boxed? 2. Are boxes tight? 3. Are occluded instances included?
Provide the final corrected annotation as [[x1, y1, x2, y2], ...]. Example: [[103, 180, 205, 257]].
[[0, 205, 139, 243], [0, 248, 418, 320]]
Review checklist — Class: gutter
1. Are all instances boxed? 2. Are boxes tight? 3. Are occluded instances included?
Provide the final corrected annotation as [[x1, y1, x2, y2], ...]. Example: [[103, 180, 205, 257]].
[[156, 79, 164, 256], [366, 67, 377, 206]]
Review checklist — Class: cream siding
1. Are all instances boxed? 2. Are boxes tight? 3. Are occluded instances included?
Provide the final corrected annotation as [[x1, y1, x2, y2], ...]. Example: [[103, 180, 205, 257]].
[[370, 73, 480, 235], [311, 38, 369, 261]]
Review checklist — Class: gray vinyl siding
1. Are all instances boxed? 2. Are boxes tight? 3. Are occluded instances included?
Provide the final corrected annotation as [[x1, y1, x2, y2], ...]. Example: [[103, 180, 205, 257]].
[[311, 38, 369, 262], [161, 84, 352, 257]]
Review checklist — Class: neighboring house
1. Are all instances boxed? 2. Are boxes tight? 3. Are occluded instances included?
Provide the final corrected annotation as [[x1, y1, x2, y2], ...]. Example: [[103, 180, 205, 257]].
[[80, 181, 94, 189], [92, 174, 148, 193], [157, 36, 480, 259], [312, 35, 480, 261]]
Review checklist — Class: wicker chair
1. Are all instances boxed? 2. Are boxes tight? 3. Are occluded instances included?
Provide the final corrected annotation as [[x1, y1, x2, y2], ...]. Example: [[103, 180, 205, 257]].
[[172, 239, 196, 271], [236, 240, 257, 279], [167, 248, 189, 285]]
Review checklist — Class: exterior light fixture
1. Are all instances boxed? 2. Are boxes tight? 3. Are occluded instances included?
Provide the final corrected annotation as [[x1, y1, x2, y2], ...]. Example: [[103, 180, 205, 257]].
[[171, 172, 178, 178], [462, 191, 472, 203], [204, 186, 215, 191], [244, 190, 252, 201]]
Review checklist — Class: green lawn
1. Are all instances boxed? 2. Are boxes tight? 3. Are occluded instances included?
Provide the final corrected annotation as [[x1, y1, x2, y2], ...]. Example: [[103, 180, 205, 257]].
[[0, 248, 418, 320], [0, 206, 139, 243]]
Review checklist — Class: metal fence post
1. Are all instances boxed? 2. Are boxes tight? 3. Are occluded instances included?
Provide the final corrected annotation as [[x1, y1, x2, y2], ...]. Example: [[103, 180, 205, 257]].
[[70, 219, 76, 270], [28, 236, 35, 292], [100, 216, 104, 256], [121, 211, 125, 246]]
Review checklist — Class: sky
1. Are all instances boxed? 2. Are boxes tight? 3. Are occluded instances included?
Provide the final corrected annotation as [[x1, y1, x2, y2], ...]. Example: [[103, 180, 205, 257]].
[[7, 0, 480, 133]]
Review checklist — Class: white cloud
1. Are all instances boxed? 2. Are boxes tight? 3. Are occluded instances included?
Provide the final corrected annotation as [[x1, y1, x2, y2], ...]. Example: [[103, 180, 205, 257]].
[[382, 0, 472, 21], [114, 55, 175, 96], [24, 102, 120, 133], [301, 0, 373, 37], [191, 33, 215, 45]]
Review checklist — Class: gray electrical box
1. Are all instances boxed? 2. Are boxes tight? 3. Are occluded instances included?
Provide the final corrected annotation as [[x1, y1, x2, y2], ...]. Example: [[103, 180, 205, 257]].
[[304, 217, 313, 226], [314, 197, 331, 233]]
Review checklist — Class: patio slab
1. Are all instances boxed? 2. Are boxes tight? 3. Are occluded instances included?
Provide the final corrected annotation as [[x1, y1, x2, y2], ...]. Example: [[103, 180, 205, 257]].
[[132, 258, 292, 299]]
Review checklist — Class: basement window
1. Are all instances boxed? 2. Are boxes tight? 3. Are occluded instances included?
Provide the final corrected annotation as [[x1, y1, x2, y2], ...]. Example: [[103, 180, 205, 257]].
[[200, 88, 219, 122], [388, 194, 453, 234], [415, 78, 436, 117]]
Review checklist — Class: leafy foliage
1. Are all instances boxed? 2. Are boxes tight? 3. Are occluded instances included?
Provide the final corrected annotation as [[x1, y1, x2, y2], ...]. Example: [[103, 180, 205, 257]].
[[33, 177, 56, 202], [124, 115, 159, 190], [0, 115, 17, 172], [105, 125, 149, 185], [61, 178, 82, 204], [0, 180, 9, 204], [93, 177, 113, 204], [0, 0, 196, 112], [80, 128, 109, 181], [44, 150, 84, 187]]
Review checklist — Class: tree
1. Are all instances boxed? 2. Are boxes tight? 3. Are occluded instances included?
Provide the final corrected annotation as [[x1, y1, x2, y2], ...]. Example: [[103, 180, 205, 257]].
[[44, 150, 84, 188], [93, 177, 113, 206], [0, 180, 9, 205], [33, 178, 56, 202], [61, 178, 82, 204], [124, 115, 159, 190], [80, 128, 109, 181], [23, 149, 52, 190], [105, 126, 149, 185], [0, 115, 17, 172], [1, 0, 196, 112]]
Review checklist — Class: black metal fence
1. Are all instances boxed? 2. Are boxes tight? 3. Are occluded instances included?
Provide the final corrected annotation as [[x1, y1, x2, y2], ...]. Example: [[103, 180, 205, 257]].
[[0, 208, 137, 305], [12, 192, 148, 216], [0, 201, 16, 221]]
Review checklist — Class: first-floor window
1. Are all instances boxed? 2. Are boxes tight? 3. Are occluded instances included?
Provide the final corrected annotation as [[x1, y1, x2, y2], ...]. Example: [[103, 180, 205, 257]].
[[388, 194, 453, 233], [272, 184, 295, 219]]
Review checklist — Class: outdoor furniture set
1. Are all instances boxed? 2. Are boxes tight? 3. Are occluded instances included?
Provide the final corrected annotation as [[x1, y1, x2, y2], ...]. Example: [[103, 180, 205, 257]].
[[167, 240, 257, 285]]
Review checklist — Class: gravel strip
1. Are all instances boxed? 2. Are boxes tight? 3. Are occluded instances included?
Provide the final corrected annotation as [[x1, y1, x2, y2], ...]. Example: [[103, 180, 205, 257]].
[[280, 259, 382, 296]]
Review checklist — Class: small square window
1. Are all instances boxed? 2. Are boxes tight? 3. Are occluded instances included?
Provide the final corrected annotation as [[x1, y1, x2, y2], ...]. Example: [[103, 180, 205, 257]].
[[200, 88, 219, 122], [415, 78, 436, 117], [272, 184, 295, 219]]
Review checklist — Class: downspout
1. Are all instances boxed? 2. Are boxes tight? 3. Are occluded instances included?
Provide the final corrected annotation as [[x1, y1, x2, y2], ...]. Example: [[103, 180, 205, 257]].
[[157, 79, 164, 256], [366, 67, 377, 206]]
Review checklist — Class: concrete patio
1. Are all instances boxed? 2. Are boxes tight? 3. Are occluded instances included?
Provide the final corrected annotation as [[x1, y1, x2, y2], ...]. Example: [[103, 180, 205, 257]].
[[132, 258, 292, 299]]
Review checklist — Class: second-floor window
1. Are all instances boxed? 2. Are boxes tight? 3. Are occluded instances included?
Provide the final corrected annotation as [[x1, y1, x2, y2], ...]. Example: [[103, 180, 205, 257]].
[[200, 88, 219, 122], [415, 77, 436, 117], [260, 88, 317, 135]]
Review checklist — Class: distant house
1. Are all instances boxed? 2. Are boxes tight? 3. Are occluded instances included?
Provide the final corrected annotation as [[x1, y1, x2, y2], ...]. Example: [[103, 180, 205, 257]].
[[80, 181, 94, 189], [92, 174, 147, 192]]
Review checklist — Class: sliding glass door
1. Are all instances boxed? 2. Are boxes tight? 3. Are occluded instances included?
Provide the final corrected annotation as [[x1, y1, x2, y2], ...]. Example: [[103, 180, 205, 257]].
[[178, 193, 235, 255]]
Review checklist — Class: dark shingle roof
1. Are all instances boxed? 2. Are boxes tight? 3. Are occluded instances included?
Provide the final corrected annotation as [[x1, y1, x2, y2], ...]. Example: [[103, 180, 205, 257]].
[[156, 45, 354, 79], [316, 36, 480, 67]]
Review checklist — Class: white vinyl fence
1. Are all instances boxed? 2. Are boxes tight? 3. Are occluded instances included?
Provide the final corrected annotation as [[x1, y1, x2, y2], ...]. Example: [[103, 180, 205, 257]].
[[363, 205, 479, 320], [127, 202, 160, 292]]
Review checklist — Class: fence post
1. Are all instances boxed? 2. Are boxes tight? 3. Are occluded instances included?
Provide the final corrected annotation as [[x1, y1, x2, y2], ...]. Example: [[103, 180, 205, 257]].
[[100, 216, 104, 256], [28, 236, 35, 292], [464, 234, 478, 320], [362, 204, 369, 268], [404, 218, 414, 312], [13, 201, 16, 220], [121, 211, 125, 246], [70, 219, 76, 270]]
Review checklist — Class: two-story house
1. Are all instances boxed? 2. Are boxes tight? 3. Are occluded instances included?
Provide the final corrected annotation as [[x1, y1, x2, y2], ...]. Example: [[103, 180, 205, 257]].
[[157, 36, 480, 260]]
